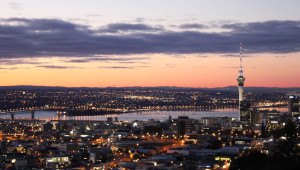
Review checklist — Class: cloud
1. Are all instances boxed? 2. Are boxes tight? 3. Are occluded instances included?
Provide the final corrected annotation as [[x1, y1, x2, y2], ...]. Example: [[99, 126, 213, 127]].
[[222, 66, 239, 69], [0, 58, 44, 65], [37, 65, 82, 69], [0, 67, 18, 70], [221, 20, 300, 53], [64, 57, 148, 63], [8, 2, 23, 11], [179, 23, 208, 29], [165, 63, 176, 68], [222, 66, 257, 69], [135, 17, 145, 23], [98, 66, 134, 69], [97, 66, 148, 69], [86, 14, 103, 18], [117, 61, 147, 64], [100, 23, 163, 33], [0, 18, 300, 60]]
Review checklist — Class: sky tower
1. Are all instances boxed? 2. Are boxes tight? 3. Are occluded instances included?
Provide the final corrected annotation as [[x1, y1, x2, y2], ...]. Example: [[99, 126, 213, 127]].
[[237, 43, 245, 120]]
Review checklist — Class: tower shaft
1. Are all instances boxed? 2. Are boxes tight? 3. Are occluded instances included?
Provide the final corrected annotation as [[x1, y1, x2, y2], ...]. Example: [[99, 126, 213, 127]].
[[238, 86, 244, 102], [237, 43, 245, 121]]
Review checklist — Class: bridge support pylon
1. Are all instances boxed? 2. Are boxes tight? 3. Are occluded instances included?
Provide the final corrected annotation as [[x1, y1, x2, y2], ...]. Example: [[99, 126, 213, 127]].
[[31, 111, 35, 120]]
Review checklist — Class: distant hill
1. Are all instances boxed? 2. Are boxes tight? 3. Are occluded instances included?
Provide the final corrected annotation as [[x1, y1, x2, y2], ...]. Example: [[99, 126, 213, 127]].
[[0, 85, 299, 92], [0, 85, 105, 91], [215, 86, 300, 92]]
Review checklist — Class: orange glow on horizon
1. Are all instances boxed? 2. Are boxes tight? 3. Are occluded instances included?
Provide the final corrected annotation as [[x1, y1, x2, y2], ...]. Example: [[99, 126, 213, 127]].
[[0, 53, 299, 88]]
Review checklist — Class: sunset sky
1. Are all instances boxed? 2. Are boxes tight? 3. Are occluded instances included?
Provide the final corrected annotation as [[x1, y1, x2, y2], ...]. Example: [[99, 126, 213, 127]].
[[0, 0, 300, 87]]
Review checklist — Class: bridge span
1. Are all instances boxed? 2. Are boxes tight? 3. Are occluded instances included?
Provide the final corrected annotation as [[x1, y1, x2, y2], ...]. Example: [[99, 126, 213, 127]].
[[0, 106, 53, 120]]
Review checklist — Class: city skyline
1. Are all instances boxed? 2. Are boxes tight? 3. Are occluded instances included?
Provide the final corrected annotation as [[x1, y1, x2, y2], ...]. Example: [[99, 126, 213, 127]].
[[0, 0, 300, 88], [1, 1, 300, 170]]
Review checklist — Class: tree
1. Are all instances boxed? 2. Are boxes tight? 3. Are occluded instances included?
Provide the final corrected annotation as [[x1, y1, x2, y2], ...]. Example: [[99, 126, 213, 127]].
[[230, 151, 298, 170], [278, 121, 299, 162], [208, 139, 222, 149]]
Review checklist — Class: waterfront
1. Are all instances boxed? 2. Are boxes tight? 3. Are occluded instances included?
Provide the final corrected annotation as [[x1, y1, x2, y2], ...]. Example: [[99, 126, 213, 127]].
[[0, 109, 239, 121]]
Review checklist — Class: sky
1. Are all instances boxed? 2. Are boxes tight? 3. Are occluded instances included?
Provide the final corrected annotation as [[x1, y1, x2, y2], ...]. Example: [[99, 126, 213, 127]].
[[0, 0, 300, 88]]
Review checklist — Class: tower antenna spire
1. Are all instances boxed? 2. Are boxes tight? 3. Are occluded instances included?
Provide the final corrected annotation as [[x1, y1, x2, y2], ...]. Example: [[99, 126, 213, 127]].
[[239, 43, 244, 77], [240, 43, 243, 71]]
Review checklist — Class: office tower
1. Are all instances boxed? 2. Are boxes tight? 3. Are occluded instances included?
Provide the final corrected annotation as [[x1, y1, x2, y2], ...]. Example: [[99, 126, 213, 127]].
[[289, 95, 300, 116], [107, 117, 113, 123], [172, 116, 193, 139]]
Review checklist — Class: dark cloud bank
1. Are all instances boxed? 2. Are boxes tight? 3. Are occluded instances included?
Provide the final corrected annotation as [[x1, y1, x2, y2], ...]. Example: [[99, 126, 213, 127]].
[[0, 18, 300, 59]]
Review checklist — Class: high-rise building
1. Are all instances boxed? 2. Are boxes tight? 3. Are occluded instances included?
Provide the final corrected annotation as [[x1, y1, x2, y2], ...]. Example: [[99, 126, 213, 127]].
[[240, 101, 251, 124], [289, 95, 300, 116], [107, 117, 113, 123], [172, 116, 193, 139], [237, 43, 251, 124]]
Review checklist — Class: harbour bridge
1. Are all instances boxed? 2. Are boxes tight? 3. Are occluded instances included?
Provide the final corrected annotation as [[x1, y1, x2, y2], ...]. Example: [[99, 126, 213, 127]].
[[0, 106, 55, 120]]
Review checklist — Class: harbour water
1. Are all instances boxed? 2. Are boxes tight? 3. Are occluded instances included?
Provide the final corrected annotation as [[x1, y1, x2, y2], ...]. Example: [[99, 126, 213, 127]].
[[0, 109, 239, 122]]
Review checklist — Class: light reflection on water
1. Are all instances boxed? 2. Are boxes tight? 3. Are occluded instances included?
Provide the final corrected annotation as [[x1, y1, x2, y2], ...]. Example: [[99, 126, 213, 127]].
[[0, 107, 288, 122], [0, 109, 239, 121]]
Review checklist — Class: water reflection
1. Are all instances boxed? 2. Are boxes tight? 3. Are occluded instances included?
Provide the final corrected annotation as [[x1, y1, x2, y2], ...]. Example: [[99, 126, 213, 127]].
[[0, 107, 287, 122], [0, 109, 239, 121]]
